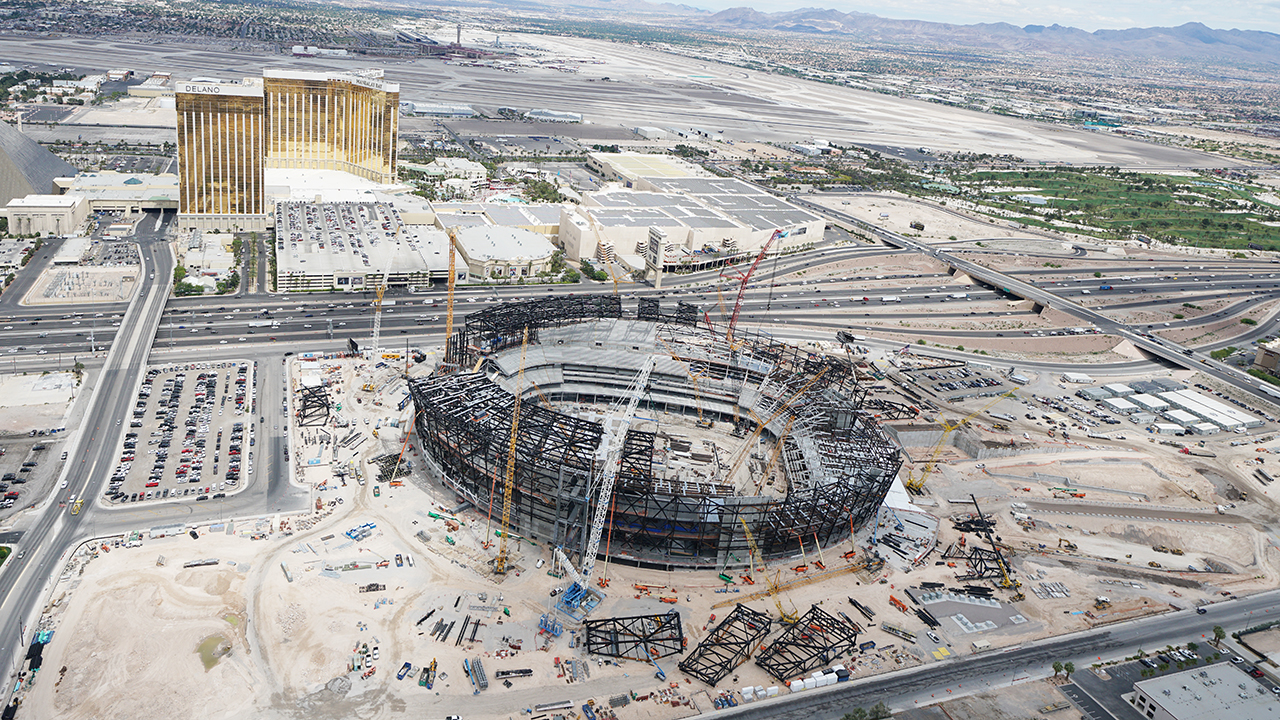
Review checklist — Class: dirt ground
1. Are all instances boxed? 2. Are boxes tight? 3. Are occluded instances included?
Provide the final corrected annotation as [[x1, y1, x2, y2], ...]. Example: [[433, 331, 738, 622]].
[[0, 371, 79, 434], [19, 356, 1280, 720]]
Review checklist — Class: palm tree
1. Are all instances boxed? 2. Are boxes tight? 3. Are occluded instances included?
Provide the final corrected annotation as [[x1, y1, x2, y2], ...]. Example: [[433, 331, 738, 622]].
[[1052, 661, 1063, 676], [1063, 662, 1075, 680]]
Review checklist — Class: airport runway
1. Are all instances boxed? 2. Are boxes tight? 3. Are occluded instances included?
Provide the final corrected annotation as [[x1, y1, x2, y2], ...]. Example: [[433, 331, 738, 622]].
[[0, 34, 1236, 168]]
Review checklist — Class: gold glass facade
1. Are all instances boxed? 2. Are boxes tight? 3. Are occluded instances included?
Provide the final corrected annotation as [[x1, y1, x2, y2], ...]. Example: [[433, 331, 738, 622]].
[[263, 71, 398, 183], [176, 88, 264, 218]]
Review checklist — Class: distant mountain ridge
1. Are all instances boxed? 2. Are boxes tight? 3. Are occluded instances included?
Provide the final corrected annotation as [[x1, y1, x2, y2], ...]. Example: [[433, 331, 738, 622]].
[[696, 8, 1280, 63]]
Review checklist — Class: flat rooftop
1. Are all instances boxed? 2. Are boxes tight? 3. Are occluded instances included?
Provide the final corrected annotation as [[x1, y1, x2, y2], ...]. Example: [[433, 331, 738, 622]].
[[1133, 663, 1280, 720], [275, 199, 454, 278]]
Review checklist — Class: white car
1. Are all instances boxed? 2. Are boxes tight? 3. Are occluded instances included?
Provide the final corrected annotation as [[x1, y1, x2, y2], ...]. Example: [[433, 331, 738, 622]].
[[60, 480, 68, 489]]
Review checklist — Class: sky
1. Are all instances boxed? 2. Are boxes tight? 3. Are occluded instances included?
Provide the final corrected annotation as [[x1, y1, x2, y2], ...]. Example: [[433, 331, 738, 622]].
[[683, 0, 1280, 34]]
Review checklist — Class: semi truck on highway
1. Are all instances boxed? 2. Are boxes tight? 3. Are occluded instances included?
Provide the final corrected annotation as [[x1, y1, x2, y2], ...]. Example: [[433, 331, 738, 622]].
[[880, 296, 900, 303]]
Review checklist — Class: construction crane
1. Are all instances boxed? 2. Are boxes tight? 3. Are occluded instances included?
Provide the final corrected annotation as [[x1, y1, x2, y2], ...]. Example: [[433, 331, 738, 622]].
[[369, 251, 394, 356], [723, 368, 826, 486], [494, 327, 529, 574], [724, 228, 786, 345], [443, 227, 461, 364], [740, 516, 798, 624], [557, 357, 656, 607], [904, 391, 1015, 494]]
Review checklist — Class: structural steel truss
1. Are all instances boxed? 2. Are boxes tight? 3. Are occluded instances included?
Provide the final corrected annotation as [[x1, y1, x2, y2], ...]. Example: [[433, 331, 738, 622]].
[[414, 295, 903, 570], [584, 611, 685, 661], [677, 604, 771, 686], [754, 604, 860, 681], [296, 383, 331, 426]]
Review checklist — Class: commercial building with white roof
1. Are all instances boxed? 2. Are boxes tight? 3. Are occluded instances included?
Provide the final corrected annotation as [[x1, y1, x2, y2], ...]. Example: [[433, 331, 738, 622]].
[[1102, 397, 1138, 415], [1127, 663, 1280, 720], [454, 225, 557, 279], [1159, 389, 1259, 431], [1, 194, 86, 236], [1130, 394, 1170, 413]]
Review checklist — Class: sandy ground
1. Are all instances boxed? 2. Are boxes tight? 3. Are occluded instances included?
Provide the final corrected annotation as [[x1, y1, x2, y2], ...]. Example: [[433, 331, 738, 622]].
[[0, 371, 78, 434], [64, 96, 176, 128], [19, 356, 1280, 719], [23, 266, 138, 305]]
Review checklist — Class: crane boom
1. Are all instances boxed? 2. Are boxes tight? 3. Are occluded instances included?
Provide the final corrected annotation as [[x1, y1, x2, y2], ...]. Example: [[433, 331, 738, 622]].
[[494, 327, 529, 574], [725, 228, 786, 344], [579, 357, 656, 582]]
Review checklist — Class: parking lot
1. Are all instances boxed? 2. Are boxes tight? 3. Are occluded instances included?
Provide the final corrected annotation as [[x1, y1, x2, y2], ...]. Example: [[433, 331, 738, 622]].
[[103, 361, 257, 505], [102, 154, 175, 174], [0, 434, 69, 518]]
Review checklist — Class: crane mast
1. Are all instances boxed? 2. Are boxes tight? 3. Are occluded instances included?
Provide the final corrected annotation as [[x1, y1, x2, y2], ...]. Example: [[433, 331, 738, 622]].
[[578, 356, 656, 582], [444, 227, 460, 365], [494, 327, 529, 574]]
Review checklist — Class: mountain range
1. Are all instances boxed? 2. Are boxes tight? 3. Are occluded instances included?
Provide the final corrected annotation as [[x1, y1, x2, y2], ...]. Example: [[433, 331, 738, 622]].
[[693, 8, 1280, 64]]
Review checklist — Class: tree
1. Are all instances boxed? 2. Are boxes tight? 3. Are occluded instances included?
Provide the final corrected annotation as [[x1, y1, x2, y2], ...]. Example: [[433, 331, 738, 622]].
[[173, 265, 187, 283], [1052, 661, 1063, 677], [1063, 662, 1075, 679], [1213, 626, 1226, 645], [841, 709, 868, 720], [1186, 642, 1198, 652], [869, 702, 891, 719]]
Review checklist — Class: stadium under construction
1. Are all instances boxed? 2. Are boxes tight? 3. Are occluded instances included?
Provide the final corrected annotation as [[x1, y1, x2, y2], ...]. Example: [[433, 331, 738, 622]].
[[408, 295, 909, 573]]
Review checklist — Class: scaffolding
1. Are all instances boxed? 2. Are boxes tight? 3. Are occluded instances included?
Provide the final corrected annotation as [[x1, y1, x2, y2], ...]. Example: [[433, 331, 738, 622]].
[[583, 611, 685, 661], [677, 603, 771, 686], [754, 604, 860, 681]]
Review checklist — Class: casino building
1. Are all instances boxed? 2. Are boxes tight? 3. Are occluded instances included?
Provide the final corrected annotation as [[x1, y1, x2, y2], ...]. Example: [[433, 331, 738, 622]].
[[175, 69, 399, 232]]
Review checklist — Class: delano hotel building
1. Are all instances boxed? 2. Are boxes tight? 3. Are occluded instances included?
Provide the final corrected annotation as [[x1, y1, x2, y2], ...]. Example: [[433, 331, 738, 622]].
[[176, 69, 399, 231]]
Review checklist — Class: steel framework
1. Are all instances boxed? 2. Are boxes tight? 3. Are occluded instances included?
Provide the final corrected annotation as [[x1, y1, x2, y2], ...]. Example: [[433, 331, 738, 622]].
[[754, 604, 860, 681], [583, 611, 685, 661], [412, 295, 903, 571], [296, 383, 331, 426], [677, 603, 771, 686]]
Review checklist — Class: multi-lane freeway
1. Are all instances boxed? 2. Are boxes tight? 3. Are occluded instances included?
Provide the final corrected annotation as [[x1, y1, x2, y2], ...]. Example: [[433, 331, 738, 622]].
[[0, 202, 1277, 713]]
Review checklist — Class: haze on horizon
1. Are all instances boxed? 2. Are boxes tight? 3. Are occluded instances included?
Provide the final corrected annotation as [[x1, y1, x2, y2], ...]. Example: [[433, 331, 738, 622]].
[[679, 0, 1280, 34]]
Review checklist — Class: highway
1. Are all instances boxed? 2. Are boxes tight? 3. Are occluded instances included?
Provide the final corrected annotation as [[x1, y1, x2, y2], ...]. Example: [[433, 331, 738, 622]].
[[0, 199, 1276, 713], [718, 589, 1280, 719], [791, 196, 1280, 406]]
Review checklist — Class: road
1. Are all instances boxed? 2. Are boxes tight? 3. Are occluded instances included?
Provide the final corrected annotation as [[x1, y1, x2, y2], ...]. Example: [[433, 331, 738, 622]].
[[791, 197, 1280, 406], [0, 219, 170, 686], [718, 589, 1280, 719]]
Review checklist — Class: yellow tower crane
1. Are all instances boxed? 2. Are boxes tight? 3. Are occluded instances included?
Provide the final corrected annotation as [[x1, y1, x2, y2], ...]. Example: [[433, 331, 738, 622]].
[[494, 327, 529, 574], [740, 516, 799, 624], [905, 390, 1016, 494]]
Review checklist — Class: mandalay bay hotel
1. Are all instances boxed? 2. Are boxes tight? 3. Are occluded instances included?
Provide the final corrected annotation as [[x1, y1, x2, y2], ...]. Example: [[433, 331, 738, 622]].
[[175, 69, 399, 232]]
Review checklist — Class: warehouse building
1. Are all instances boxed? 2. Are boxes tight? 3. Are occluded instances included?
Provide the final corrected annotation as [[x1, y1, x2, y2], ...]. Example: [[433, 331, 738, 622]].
[[1102, 397, 1138, 415], [1162, 409, 1200, 427], [1159, 389, 1259, 430], [1127, 663, 1279, 720], [1077, 387, 1111, 402], [1130, 394, 1170, 413], [1102, 383, 1135, 397], [563, 170, 823, 271], [399, 102, 476, 117]]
